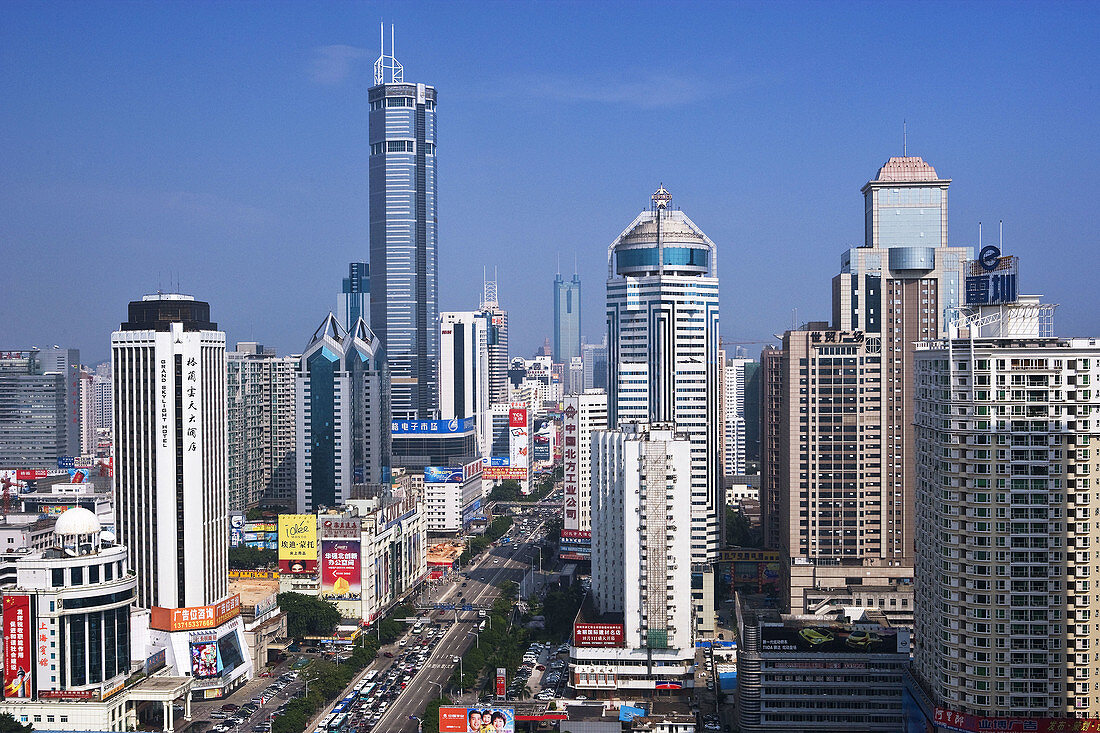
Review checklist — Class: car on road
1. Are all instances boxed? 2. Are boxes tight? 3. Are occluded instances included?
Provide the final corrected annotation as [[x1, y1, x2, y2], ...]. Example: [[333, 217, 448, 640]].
[[210, 712, 227, 720], [221, 704, 239, 712]]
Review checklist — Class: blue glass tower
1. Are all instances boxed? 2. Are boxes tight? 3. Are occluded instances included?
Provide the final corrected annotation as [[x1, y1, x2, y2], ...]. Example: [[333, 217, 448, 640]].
[[338, 262, 369, 332], [368, 32, 438, 420], [553, 272, 581, 364]]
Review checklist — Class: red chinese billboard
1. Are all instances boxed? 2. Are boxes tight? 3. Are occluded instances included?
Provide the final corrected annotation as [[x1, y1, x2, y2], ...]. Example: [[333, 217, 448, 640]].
[[932, 708, 1100, 732], [495, 667, 507, 697], [573, 622, 624, 648], [3, 595, 32, 698], [562, 398, 580, 528], [320, 540, 361, 601], [509, 407, 527, 428], [483, 466, 528, 481]]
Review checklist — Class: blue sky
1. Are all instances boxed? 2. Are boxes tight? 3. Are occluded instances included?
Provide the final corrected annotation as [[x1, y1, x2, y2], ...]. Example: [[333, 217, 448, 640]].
[[2, 1, 1098, 364]]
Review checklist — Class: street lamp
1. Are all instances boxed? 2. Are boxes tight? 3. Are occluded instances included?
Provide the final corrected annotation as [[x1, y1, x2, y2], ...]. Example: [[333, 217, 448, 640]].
[[467, 630, 479, 649], [408, 715, 423, 733]]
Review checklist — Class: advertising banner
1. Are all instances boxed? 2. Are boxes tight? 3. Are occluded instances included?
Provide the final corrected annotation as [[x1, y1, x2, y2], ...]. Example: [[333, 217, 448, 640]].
[[482, 466, 527, 482], [533, 434, 550, 462], [3, 595, 32, 699], [759, 624, 905, 654], [278, 514, 318, 574], [320, 540, 362, 600], [392, 418, 475, 434], [439, 706, 515, 733], [228, 569, 279, 580], [483, 457, 509, 467], [318, 515, 359, 540], [15, 470, 46, 481], [424, 466, 464, 484], [573, 622, 624, 648], [965, 247, 1019, 306], [495, 668, 506, 698], [150, 595, 241, 632], [190, 640, 221, 678], [931, 708, 1100, 732], [619, 705, 646, 722]]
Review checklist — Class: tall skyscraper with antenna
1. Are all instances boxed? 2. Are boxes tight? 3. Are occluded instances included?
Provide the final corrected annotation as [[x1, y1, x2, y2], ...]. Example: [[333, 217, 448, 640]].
[[553, 269, 581, 365], [368, 25, 439, 420], [479, 272, 509, 406]]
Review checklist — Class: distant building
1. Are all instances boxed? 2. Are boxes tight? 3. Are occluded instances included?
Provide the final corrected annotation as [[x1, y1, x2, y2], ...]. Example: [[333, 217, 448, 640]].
[[0, 349, 77, 469], [439, 311, 491, 458], [581, 339, 608, 392], [721, 354, 756, 477], [92, 365, 113, 433], [38, 347, 81, 459], [337, 262, 369, 332], [227, 343, 298, 511], [554, 272, 581, 365], [295, 314, 390, 513], [478, 277, 510, 407]]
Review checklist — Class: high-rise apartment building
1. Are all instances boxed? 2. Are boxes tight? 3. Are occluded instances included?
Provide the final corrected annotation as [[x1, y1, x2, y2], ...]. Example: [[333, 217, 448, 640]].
[[368, 36, 438, 420], [911, 295, 1100, 721], [338, 262, 370, 332], [111, 293, 228, 610], [721, 354, 757, 477], [227, 343, 298, 511], [765, 156, 972, 616], [606, 187, 721, 634], [553, 272, 581, 365], [574, 422, 695, 693], [0, 350, 70, 470], [562, 390, 608, 532], [296, 314, 390, 512], [759, 345, 783, 551]]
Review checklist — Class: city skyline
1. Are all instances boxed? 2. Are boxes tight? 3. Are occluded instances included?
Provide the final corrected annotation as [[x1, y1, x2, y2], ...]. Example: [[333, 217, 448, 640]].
[[3, 3, 1098, 367]]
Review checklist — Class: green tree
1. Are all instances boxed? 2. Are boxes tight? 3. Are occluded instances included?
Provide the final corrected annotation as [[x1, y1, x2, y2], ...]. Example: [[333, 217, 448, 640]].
[[277, 592, 340, 639], [228, 546, 277, 569], [488, 480, 522, 502], [725, 504, 762, 548], [0, 714, 32, 733]]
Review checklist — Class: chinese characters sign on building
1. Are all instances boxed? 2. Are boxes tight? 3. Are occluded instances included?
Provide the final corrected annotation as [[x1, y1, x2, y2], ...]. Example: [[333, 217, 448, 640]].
[[149, 594, 241, 632], [278, 514, 318, 574], [562, 399, 580, 529], [320, 540, 362, 601], [3, 595, 32, 699], [573, 622, 624, 648]]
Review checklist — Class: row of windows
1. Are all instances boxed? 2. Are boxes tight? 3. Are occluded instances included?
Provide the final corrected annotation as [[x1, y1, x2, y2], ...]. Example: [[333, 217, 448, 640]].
[[369, 140, 436, 155]]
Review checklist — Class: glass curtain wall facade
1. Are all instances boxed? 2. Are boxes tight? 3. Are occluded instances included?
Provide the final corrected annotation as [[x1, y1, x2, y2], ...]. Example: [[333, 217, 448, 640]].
[[368, 82, 438, 420], [554, 273, 581, 365]]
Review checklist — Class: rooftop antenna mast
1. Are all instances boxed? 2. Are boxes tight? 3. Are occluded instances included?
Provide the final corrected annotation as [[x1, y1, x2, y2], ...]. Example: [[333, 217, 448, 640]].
[[903, 120, 907, 156], [374, 22, 403, 85], [482, 267, 498, 308]]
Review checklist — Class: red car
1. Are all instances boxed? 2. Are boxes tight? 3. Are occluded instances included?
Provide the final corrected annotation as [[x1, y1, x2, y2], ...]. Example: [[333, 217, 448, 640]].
[[259, 672, 272, 677], [383, 651, 394, 658], [221, 704, 239, 712]]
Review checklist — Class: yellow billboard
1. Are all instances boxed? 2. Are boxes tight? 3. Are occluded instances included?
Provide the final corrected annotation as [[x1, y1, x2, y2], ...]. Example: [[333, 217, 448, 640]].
[[278, 514, 318, 573]]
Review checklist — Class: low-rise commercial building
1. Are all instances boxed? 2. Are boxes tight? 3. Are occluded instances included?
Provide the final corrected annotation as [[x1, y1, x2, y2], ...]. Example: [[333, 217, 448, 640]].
[[735, 594, 911, 732]]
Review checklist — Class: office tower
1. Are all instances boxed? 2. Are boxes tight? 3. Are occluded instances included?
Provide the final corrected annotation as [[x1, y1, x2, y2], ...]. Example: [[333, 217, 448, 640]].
[[296, 314, 390, 513], [227, 343, 298, 511], [368, 32, 438, 420], [0, 351, 69, 469], [764, 156, 972, 616], [477, 276, 509, 407], [92, 364, 113, 432], [576, 423, 694, 692], [338, 262, 370, 332], [910, 294, 1100, 721], [759, 345, 783, 551], [582, 339, 608, 391], [606, 186, 721, 634], [567, 356, 584, 395], [562, 390, 608, 532], [553, 272, 581, 365], [111, 293, 227, 610], [38, 347, 81, 458], [77, 366, 95, 454], [439, 311, 492, 459], [721, 355, 757, 477]]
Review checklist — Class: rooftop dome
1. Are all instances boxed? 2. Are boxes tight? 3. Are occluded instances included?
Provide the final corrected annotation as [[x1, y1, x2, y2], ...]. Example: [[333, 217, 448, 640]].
[[874, 156, 940, 182], [53, 507, 101, 536]]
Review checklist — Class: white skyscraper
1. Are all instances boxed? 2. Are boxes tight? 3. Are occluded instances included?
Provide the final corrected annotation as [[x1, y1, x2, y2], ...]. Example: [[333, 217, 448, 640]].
[[439, 311, 491, 457], [111, 293, 228, 610], [606, 186, 721, 633], [562, 390, 607, 533]]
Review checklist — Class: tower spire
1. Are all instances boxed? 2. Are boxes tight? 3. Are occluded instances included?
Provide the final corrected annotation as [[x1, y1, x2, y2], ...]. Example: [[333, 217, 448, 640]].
[[374, 21, 403, 85]]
